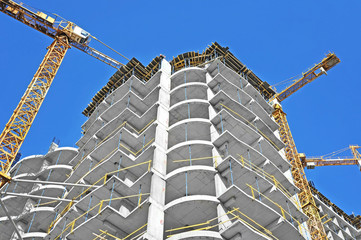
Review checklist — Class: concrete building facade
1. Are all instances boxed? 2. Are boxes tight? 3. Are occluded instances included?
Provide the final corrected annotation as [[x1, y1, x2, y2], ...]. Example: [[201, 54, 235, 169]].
[[1, 43, 360, 240]]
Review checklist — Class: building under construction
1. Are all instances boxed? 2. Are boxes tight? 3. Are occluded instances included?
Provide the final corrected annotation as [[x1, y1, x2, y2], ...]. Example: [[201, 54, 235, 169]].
[[0, 42, 360, 240]]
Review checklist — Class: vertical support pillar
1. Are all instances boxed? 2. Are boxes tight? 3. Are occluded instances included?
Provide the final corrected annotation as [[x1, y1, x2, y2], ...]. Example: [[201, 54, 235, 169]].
[[205, 69, 231, 231], [146, 59, 171, 240]]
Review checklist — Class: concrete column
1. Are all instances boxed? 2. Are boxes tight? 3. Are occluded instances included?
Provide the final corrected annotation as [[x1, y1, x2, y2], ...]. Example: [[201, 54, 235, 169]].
[[145, 59, 170, 240], [206, 69, 231, 231]]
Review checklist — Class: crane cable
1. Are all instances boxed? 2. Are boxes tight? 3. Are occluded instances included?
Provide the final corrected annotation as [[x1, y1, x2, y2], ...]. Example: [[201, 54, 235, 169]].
[[320, 147, 350, 159], [271, 74, 302, 88], [91, 36, 130, 62]]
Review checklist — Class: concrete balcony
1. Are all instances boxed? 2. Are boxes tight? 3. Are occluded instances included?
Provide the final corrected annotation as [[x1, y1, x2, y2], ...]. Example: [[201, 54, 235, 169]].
[[209, 73, 278, 131], [213, 131, 291, 174], [167, 140, 214, 173], [210, 91, 282, 152], [164, 195, 219, 234], [82, 72, 161, 131], [64, 146, 154, 207], [51, 173, 151, 236], [104, 72, 162, 108], [70, 124, 155, 183], [168, 119, 211, 148], [80, 86, 160, 142], [170, 67, 206, 90], [77, 101, 158, 149], [316, 197, 361, 239], [169, 100, 210, 126], [206, 60, 272, 114], [219, 185, 305, 240], [217, 156, 299, 208], [220, 220, 271, 240], [165, 165, 216, 204], [76, 119, 156, 167], [170, 82, 208, 107], [211, 110, 284, 161], [167, 230, 222, 240], [49, 200, 150, 240], [8, 147, 77, 182], [20, 232, 48, 240]]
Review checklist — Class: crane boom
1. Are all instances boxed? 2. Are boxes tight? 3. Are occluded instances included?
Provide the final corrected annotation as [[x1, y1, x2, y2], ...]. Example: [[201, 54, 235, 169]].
[[271, 53, 340, 102], [300, 145, 361, 170], [0, 0, 122, 69], [0, 0, 125, 188]]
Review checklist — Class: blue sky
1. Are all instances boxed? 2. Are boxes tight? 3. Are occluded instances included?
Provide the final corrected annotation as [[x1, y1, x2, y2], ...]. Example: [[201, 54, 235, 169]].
[[0, 1, 360, 216]]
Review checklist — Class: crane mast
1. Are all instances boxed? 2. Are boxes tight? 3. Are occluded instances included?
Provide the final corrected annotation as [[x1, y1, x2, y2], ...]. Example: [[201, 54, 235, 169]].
[[271, 53, 340, 239], [273, 104, 327, 239], [0, 0, 124, 188], [0, 36, 69, 187]]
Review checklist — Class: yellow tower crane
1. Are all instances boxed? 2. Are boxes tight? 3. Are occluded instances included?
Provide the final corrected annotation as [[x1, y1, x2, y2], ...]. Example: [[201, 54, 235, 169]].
[[300, 145, 361, 170], [270, 53, 340, 240], [0, 0, 124, 188]]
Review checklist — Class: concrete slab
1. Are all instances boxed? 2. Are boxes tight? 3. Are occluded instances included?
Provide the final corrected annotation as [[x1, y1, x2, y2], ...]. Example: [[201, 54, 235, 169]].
[[210, 91, 281, 151], [219, 185, 304, 240], [82, 72, 161, 131], [217, 156, 300, 216], [168, 119, 211, 148], [220, 219, 271, 240], [87, 86, 159, 133], [167, 230, 222, 240], [169, 100, 210, 126], [164, 195, 219, 233], [77, 103, 158, 149], [209, 73, 277, 131], [170, 67, 206, 90], [62, 200, 150, 240], [211, 109, 284, 157], [206, 60, 273, 114], [170, 82, 208, 107], [214, 131, 290, 173], [166, 165, 216, 204], [167, 140, 214, 173]]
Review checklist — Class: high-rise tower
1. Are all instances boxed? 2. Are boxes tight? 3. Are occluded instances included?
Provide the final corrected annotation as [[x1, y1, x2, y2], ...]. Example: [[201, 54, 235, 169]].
[[0, 43, 360, 240]]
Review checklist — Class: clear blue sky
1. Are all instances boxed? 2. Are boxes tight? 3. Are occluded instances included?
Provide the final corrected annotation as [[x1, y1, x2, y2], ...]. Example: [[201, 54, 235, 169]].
[[0, 1, 360, 216]]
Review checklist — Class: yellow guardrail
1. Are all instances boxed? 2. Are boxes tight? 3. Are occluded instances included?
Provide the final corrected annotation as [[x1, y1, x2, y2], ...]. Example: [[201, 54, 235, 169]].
[[246, 183, 306, 234], [166, 207, 279, 239], [54, 193, 150, 240], [237, 154, 301, 211], [219, 103, 280, 151], [48, 160, 152, 232], [172, 155, 223, 168], [75, 119, 155, 171], [93, 223, 147, 240]]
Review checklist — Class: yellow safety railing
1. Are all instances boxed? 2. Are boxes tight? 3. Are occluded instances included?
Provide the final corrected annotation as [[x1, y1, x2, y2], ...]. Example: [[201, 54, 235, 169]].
[[172, 155, 223, 168], [219, 103, 281, 151], [231, 208, 276, 238], [94, 223, 147, 240], [54, 193, 150, 240], [166, 207, 279, 240], [246, 183, 306, 234], [119, 138, 155, 156], [48, 160, 152, 232], [236, 154, 301, 210], [74, 119, 155, 171]]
